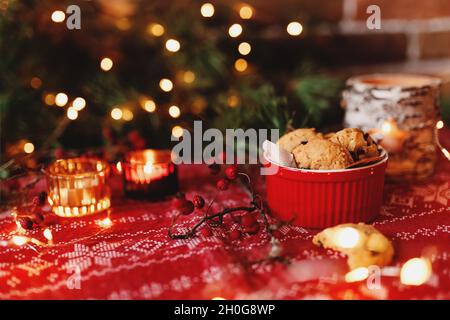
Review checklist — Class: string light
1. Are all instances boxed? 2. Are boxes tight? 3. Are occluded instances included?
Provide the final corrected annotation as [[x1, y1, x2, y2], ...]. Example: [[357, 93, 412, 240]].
[[142, 99, 156, 112], [67, 107, 78, 120], [228, 24, 243, 38], [400, 257, 432, 286], [200, 3, 215, 17], [51, 10, 65, 23], [234, 58, 248, 72], [159, 78, 173, 92], [43, 228, 53, 245], [23, 142, 35, 154], [287, 21, 303, 36], [30, 77, 42, 89], [165, 39, 181, 52], [55, 93, 68, 107], [72, 97, 86, 111], [11, 235, 28, 246], [169, 105, 181, 118], [122, 108, 134, 121], [44, 93, 56, 105], [436, 120, 444, 129], [183, 71, 196, 84], [172, 125, 184, 138], [345, 267, 369, 283], [228, 95, 239, 108], [99, 217, 113, 228], [116, 161, 123, 173], [100, 57, 113, 71], [238, 42, 251, 55], [111, 107, 123, 120], [334, 227, 360, 249], [147, 23, 165, 37], [239, 5, 253, 19], [434, 120, 450, 161], [115, 18, 131, 31]]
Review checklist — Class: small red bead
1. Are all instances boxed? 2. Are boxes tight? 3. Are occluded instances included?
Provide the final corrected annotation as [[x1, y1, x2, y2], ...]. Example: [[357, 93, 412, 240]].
[[200, 227, 212, 237], [193, 195, 205, 209], [241, 214, 257, 227], [229, 229, 241, 241], [216, 179, 229, 191], [225, 165, 238, 180], [180, 201, 195, 215]]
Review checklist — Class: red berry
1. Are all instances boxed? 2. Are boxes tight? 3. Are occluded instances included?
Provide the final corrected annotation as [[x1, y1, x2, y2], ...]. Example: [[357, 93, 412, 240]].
[[200, 227, 212, 237], [19, 217, 33, 230], [243, 224, 259, 235], [241, 214, 257, 227], [216, 179, 229, 191], [180, 200, 195, 215], [208, 163, 220, 175], [229, 229, 241, 241], [193, 195, 205, 209], [225, 165, 238, 180]]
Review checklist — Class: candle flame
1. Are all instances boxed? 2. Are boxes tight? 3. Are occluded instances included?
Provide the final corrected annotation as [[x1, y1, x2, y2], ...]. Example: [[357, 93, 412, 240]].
[[144, 163, 153, 174], [381, 120, 394, 134]]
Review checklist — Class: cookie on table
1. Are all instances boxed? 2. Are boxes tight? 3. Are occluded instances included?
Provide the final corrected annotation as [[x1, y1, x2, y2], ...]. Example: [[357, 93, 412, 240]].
[[330, 128, 379, 161], [292, 138, 353, 170], [313, 223, 394, 269], [277, 128, 321, 153]]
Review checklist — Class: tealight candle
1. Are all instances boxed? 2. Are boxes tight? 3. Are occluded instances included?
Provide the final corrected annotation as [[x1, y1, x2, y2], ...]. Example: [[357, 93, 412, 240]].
[[122, 149, 178, 199], [44, 158, 111, 217], [378, 119, 408, 153]]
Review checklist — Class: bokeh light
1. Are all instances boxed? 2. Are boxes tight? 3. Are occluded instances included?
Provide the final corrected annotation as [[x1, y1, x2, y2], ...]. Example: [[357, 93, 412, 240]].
[[122, 108, 134, 121], [239, 5, 253, 19], [30, 77, 42, 89], [183, 71, 196, 84], [200, 3, 215, 17], [287, 21, 303, 36], [23, 142, 35, 154], [400, 258, 432, 286], [72, 97, 86, 111], [169, 105, 181, 118], [238, 42, 251, 55], [51, 10, 65, 23], [335, 227, 360, 249], [172, 125, 184, 138], [55, 93, 68, 107], [44, 93, 56, 106], [67, 107, 78, 120], [159, 78, 173, 92], [111, 107, 123, 120], [165, 39, 181, 52], [147, 23, 165, 37], [228, 24, 243, 37], [234, 58, 248, 72], [100, 57, 113, 71], [142, 99, 156, 112]]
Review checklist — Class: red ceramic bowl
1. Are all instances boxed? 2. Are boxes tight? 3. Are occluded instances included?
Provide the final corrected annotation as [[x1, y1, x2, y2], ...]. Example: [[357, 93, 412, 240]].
[[264, 152, 388, 228]]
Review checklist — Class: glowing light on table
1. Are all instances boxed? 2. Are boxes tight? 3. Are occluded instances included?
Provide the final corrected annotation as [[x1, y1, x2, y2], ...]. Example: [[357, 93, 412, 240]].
[[159, 78, 173, 92], [200, 3, 215, 18], [165, 39, 181, 52], [400, 257, 432, 286], [228, 24, 243, 37], [99, 217, 113, 229], [55, 93, 68, 107], [287, 21, 303, 36], [335, 227, 360, 249], [379, 119, 407, 153], [51, 10, 65, 23], [100, 57, 113, 71]]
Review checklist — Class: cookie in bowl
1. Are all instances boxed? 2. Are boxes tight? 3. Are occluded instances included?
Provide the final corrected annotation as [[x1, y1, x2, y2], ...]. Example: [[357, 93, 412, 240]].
[[292, 138, 353, 170], [276, 128, 321, 153], [329, 128, 379, 161]]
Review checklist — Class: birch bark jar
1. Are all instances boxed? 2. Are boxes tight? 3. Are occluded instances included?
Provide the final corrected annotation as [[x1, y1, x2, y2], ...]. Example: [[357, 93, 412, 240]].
[[342, 74, 441, 182]]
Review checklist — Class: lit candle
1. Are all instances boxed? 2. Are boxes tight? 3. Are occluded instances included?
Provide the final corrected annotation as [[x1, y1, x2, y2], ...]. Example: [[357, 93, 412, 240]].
[[122, 149, 178, 199], [379, 119, 408, 153], [44, 158, 111, 217]]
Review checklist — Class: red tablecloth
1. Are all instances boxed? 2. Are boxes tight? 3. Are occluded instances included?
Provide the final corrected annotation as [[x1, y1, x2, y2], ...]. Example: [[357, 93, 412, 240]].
[[1, 134, 449, 300]]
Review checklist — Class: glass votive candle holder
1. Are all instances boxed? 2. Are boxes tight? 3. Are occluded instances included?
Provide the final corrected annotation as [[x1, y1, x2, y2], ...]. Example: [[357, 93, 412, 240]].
[[121, 149, 178, 199], [44, 158, 111, 217]]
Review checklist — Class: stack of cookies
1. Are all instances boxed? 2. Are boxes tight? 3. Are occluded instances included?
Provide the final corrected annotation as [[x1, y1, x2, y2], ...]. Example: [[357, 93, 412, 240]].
[[277, 128, 380, 170]]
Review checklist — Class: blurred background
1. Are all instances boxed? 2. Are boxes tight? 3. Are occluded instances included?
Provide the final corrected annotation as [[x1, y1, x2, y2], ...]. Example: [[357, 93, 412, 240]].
[[1, 0, 449, 172]]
